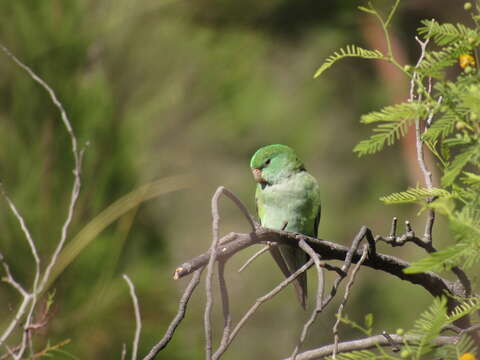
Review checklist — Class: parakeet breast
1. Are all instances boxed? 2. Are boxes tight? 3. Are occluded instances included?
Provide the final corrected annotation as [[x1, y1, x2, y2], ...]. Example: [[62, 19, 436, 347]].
[[257, 171, 320, 237]]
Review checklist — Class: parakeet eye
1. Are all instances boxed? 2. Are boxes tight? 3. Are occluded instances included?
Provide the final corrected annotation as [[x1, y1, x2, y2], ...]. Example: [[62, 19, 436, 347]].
[[264, 159, 271, 166]]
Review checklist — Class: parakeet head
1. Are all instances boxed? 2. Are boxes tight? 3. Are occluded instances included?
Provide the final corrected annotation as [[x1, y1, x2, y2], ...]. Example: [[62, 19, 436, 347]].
[[250, 144, 305, 186]]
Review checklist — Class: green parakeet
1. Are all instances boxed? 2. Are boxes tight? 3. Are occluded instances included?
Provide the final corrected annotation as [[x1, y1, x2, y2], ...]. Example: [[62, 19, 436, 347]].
[[250, 144, 321, 309]]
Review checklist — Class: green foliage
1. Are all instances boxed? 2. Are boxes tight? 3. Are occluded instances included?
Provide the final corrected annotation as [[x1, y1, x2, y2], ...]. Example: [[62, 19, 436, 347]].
[[421, 110, 457, 142], [409, 297, 449, 357], [380, 187, 451, 204], [442, 146, 479, 186], [353, 103, 427, 156], [360, 103, 428, 124], [314, 45, 385, 78], [334, 298, 480, 360], [408, 297, 480, 359], [353, 119, 412, 156], [316, 3, 480, 360], [417, 42, 468, 79], [317, 0, 480, 275], [418, 20, 479, 46]]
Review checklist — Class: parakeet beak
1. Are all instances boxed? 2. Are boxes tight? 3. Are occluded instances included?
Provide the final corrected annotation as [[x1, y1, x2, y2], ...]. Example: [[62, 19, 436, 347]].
[[252, 168, 265, 183]]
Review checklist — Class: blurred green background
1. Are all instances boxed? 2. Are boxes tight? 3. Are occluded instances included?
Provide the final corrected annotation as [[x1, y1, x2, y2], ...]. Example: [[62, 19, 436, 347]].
[[0, 1, 470, 359]]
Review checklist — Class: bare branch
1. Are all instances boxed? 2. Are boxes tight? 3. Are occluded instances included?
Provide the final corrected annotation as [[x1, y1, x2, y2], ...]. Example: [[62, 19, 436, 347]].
[[211, 259, 314, 360], [0, 44, 83, 294], [282, 334, 458, 360], [0, 187, 40, 274], [204, 187, 224, 360], [217, 187, 258, 231], [381, 331, 400, 352], [375, 218, 436, 253], [211, 261, 232, 359], [333, 245, 369, 358], [121, 344, 127, 360], [0, 44, 84, 356], [290, 240, 325, 360], [142, 269, 203, 360], [238, 245, 271, 273], [123, 274, 142, 360], [0, 256, 28, 297], [173, 227, 462, 307]]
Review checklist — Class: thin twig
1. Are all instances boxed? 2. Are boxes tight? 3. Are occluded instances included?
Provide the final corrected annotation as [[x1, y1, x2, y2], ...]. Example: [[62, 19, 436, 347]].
[[381, 331, 401, 352], [282, 334, 458, 360], [211, 259, 314, 360], [143, 269, 203, 360], [212, 261, 232, 359], [121, 344, 127, 360], [123, 274, 142, 360], [204, 187, 224, 360], [0, 44, 83, 356], [332, 245, 369, 358], [0, 187, 40, 277], [375, 219, 436, 253], [0, 44, 83, 294], [290, 240, 324, 360], [238, 245, 271, 273], [218, 188, 258, 231], [0, 257, 28, 297]]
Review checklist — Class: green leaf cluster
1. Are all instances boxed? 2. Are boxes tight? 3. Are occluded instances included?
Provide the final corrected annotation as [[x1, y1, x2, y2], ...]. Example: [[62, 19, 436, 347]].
[[317, 0, 480, 274], [316, 2, 480, 359], [330, 298, 479, 360]]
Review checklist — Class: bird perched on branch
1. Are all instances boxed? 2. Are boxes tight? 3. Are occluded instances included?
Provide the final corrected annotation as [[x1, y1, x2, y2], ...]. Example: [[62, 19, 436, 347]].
[[250, 144, 321, 309]]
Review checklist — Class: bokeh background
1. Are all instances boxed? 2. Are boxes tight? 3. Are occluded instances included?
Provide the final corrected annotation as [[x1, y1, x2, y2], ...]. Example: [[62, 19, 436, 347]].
[[0, 1, 471, 359]]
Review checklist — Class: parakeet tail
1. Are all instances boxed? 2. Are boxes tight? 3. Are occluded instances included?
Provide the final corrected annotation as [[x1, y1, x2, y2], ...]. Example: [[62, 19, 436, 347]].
[[269, 245, 308, 309]]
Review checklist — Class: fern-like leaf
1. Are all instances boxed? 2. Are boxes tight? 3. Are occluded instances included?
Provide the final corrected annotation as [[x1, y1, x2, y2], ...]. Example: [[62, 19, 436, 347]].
[[418, 19, 478, 46], [447, 298, 480, 323], [461, 171, 480, 187], [380, 187, 451, 204], [410, 297, 448, 357], [314, 45, 385, 78], [354, 103, 428, 156], [435, 335, 477, 360], [422, 110, 457, 142], [417, 42, 468, 78], [404, 240, 479, 273], [360, 103, 427, 124], [354, 121, 411, 156], [442, 146, 479, 187]]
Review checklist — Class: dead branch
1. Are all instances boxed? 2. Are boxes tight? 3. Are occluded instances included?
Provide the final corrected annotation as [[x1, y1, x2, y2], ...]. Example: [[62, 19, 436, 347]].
[[123, 274, 142, 360], [210, 259, 314, 360], [173, 227, 463, 307], [332, 245, 369, 358], [0, 43, 83, 359], [142, 269, 203, 360], [282, 334, 458, 360], [290, 240, 325, 360]]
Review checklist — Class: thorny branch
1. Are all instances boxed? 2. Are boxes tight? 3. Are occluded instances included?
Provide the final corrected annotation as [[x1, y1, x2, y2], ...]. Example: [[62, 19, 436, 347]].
[[0, 44, 84, 359]]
